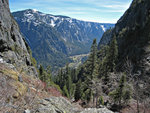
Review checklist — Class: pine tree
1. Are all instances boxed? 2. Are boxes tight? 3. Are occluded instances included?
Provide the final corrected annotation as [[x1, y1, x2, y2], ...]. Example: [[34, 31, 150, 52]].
[[39, 65, 45, 81], [63, 85, 69, 98], [84, 39, 98, 80], [109, 74, 126, 106], [45, 66, 51, 85], [118, 74, 126, 106], [99, 96, 104, 105], [75, 80, 82, 101], [66, 75, 72, 97], [71, 69, 77, 83], [109, 74, 131, 108], [106, 35, 118, 72], [39, 65, 43, 76], [60, 68, 64, 88], [99, 35, 118, 83], [70, 83, 76, 98], [56, 68, 64, 89], [123, 88, 131, 105], [84, 89, 92, 103], [75, 39, 99, 102], [101, 57, 110, 83]]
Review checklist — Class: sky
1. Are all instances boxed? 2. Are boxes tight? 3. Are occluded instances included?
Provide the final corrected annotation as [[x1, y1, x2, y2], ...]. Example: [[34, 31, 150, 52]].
[[9, 0, 132, 23]]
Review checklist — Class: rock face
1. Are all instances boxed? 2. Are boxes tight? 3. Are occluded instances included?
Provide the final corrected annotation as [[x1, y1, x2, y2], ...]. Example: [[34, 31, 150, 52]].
[[35, 96, 113, 113], [36, 97, 77, 113], [80, 108, 113, 113], [0, 0, 37, 76], [12, 9, 114, 69]]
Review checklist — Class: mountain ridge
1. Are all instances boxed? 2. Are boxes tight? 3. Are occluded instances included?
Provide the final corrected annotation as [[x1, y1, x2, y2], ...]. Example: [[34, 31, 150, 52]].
[[13, 9, 114, 25], [12, 9, 114, 69]]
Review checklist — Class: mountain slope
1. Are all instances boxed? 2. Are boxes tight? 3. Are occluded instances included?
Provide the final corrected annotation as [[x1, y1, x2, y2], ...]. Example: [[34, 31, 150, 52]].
[[99, 0, 150, 72], [12, 9, 114, 68], [98, 0, 150, 106]]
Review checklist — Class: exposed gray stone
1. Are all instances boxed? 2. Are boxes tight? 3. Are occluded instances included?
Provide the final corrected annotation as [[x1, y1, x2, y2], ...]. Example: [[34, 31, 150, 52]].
[[80, 108, 113, 113], [18, 75, 23, 82], [24, 109, 30, 113], [0, 0, 37, 77], [35, 96, 113, 113]]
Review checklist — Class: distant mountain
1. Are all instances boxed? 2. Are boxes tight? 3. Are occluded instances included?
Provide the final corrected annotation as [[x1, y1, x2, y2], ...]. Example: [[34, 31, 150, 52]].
[[12, 9, 114, 69]]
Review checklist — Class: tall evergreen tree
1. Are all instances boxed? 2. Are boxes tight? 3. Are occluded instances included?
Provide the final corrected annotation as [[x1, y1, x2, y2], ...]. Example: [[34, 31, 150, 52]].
[[109, 74, 131, 108], [118, 74, 126, 106], [75, 39, 99, 102], [63, 85, 69, 98], [45, 66, 51, 85], [71, 69, 77, 83], [99, 35, 118, 83], [39, 65, 46, 81], [106, 35, 118, 72], [75, 80, 82, 101], [84, 39, 98, 79], [66, 74, 72, 97], [39, 65, 44, 76], [59, 68, 64, 88]]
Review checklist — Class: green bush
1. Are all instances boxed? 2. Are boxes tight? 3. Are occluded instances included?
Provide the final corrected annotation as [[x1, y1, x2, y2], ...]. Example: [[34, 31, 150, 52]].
[[49, 81, 62, 94], [63, 85, 69, 98], [99, 96, 104, 105]]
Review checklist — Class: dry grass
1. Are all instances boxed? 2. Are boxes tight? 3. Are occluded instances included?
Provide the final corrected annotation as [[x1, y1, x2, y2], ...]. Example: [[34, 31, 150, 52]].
[[1, 68, 19, 81], [12, 81, 27, 97]]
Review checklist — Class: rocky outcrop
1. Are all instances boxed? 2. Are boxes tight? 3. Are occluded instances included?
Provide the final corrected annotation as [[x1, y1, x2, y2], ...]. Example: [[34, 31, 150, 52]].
[[80, 108, 113, 113], [36, 97, 77, 113], [0, 60, 113, 113], [0, 0, 37, 76], [35, 96, 113, 113]]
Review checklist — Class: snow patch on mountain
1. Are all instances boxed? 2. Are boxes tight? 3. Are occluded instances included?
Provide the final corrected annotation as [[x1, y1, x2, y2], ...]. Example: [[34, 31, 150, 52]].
[[50, 19, 56, 27], [23, 12, 36, 23], [33, 21, 41, 26], [101, 25, 106, 32], [32, 9, 37, 12], [40, 13, 46, 16], [50, 16, 59, 21]]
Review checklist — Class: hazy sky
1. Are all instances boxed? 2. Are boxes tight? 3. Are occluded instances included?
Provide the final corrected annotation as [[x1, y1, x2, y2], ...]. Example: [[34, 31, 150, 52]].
[[9, 0, 132, 23]]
